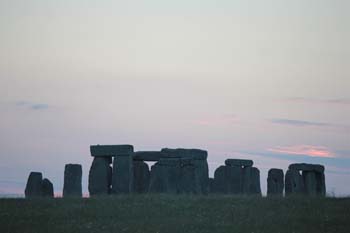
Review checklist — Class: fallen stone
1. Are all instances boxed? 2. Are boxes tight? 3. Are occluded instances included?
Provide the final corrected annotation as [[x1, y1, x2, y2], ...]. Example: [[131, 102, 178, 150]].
[[25, 172, 43, 198], [63, 164, 82, 197], [112, 154, 133, 194], [41, 178, 54, 197], [89, 157, 112, 196], [288, 163, 324, 173], [133, 161, 150, 193], [225, 159, 253, 167], [90, 144, 134, 157], [285, 169, 304, 195], [267, 168, 284, 196]]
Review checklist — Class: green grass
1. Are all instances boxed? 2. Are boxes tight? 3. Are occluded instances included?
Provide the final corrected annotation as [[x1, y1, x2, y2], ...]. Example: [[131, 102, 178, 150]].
[[0, 195, 349, 233]]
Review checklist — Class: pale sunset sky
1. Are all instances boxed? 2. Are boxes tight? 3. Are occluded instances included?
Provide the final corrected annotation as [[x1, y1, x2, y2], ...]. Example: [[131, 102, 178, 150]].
[[0, 0, 349, 196]]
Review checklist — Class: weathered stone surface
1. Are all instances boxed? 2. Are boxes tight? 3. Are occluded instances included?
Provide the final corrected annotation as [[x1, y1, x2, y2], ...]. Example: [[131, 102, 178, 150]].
[[133, 161, 150, 193], [288, 163, 324, 173], [267, 169, 284, 196], [63, 164, 82, 197], [25, 172, 43, 198], [89, 157, 112, 196], [225, 159, 253, 167], [303, 171, 317, 195], [161, 148, 208, 160], [316, 172, 326, 196], [90, 144, 134, 157], [133, 151, 163, 161], [285, 169, 304, 195], [242, 167, 261, 195], [112, 154, 133, 194], [149, 158, 196, 194], [160, 148, 209, 194], [213, 166, 242, 194], [41, 178, 54, 197]]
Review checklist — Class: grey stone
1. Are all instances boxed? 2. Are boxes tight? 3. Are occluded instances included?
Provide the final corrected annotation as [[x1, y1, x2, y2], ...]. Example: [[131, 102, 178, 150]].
[[41, 178, 54, 198], [90, 144, 134, 157], [133, 151, 163, 161], [316, 172, 326, 196], [225, 159, 253, 167], [285, 169, 304, 195], [242, 167, 261, 195], [267, 169, 284, 196], [213, 165, 243, 194], [133, 161, 150, 193], [112, 154, 133, 194], [161, 148, 208, 160], [25, 172, 43, 198], [63, 164, 82, 197], [89, 157, 112, 196], [303, 171, 317, 195], [288, 163, 324, 173]]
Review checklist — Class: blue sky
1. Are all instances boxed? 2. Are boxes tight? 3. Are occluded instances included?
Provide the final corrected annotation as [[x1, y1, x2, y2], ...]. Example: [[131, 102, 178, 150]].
[[0, 0, 349, 196]]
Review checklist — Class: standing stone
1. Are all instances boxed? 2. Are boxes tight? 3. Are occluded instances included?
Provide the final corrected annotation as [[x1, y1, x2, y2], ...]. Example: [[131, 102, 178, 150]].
[[133, 161, 150, 193], [316, 172, 326, 196], [41, 178, 54, 197], [213, 165, 243, 194], [63, 164, 82, 197], [25, 172, 43, 198], [89, 157, 112, 196], [285, 169, 304, 195], [267, 169, 284, 196], [242, 167, 261, 195], [303, 171, 317, 196], [112, 154, 133, 194]]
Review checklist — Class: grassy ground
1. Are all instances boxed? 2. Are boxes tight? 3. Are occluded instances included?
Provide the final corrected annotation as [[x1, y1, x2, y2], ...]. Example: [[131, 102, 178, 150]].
[[0, 195, 349, 233]]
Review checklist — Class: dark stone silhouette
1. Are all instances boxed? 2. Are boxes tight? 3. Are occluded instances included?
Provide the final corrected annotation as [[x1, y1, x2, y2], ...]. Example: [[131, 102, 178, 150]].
[[25, 172, 43, 198], [89, 157, 112, 196], [242, 167, 261, 195], [41, 178, 54, 197], [225, 159, 253, 167], [63, 164, 82, 197], [112, 154, 133, 194], [133, 151, 164, 161], [133, 161, 150, 193], [285, 163, 325, 196], [267, 169, 284, 196], [90, 144, 134, 157]]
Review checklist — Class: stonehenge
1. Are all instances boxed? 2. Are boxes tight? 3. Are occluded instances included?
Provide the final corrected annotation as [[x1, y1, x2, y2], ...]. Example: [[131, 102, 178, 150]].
[[24, 172, 54, 198], [212, 159, 261, 195], [63, 164, 82, 197], [24, 144, 327, 198]]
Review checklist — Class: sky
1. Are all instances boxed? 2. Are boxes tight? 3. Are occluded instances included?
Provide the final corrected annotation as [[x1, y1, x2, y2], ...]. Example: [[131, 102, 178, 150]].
[[0, 0, 349, 196]]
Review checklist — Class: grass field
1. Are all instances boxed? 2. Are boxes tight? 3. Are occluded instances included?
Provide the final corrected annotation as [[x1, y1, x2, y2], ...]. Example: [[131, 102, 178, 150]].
[[0, 195, 349, 233]]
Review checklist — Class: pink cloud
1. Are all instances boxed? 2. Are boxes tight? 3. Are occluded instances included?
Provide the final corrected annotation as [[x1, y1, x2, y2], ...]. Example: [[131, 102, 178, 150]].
[[268, 145, 335, 158]]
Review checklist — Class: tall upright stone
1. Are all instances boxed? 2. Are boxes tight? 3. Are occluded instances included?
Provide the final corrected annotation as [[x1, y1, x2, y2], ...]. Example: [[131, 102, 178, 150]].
[[133, 161, 150, 193], [89, 157, 112, 196], [41, 178, 54, 197], [213, 165, 242, 194], [267, 169, 284, 196], [285, 169, 304, 195], [112, 154, 134, 194], [63, 164, 82, 197], [303, 171, 317, 195], [25, 172, 43, 198], [242, 167, 261, 195]]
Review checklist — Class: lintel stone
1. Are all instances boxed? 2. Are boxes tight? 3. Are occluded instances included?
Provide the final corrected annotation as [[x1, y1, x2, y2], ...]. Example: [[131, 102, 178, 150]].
[[90, 145, 134, 157]]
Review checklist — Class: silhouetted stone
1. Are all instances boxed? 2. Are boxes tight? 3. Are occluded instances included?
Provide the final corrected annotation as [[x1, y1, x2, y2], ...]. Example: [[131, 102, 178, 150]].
[[303, 171, 317, 195], [149, 158, 196, 194], [63, 164, 82, 197], [242, 167, 261, 195], [316, 172, 326, 196], [289, 163, 324, 173], [90, 144, 134, 157], [225, 159, 253, 167], [267, 169, 284, 196], [89, 157, 112, 196], [112, 154, 133, 194], [285, 169, 304, 195], [133, 151, 163, 161], [25, 172, 43, 198], [160, 148, 209, 194], [133, 161, 150, 193], [213, 165, 242, 194], [41, 178, 54, 197]]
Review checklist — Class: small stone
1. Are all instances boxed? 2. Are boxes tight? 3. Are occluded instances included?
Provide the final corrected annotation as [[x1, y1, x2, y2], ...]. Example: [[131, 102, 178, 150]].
[[63, 164, 82, 197], [41, 178, 54, 197]]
